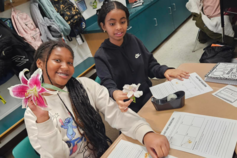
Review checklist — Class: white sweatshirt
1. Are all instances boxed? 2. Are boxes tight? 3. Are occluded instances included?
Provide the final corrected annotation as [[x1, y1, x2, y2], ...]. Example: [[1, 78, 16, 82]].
[[24, 77, 153, 158]]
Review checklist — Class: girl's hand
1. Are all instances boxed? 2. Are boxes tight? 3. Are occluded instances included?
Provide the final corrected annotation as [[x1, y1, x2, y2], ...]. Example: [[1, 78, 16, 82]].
[[113, 90, 133, 112], [27, 97, 49, 123], [164, 69, 189, 81], [143, 132, 170, 158]]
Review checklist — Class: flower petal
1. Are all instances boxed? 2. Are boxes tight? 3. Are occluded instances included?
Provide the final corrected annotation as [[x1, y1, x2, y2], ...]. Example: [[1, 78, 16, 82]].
[[123, 84, 130, 91], [39, 87, 48, 94], [123, 89, 129, 93], [28, 68, 42, 90], [19, 69, 29, 85], [32, 94, 47, 108], [127, 91, 134, 98], [135, 83, 141, 91], [8, 84, 29, 99], [22, 97, 30, 108], [134, 91, 143, 98]]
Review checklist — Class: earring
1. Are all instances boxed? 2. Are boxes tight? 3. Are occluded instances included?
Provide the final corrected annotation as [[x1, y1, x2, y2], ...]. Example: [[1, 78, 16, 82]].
[[104, 30, 106, 33]]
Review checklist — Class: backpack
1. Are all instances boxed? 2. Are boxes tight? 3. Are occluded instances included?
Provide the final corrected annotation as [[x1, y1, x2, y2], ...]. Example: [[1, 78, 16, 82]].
[[30, 0, 63, 42], [37, 0, 71, 36], [11, 8, 42, 49], [199, 42, 234, 63], [50, 0, 86, 38], [0, 18, 15, 31], [0, 20, 35, 78]]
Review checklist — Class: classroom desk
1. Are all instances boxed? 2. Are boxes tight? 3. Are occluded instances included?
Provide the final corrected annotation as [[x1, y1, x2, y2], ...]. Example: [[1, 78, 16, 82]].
[[102, 63, 237, 158]]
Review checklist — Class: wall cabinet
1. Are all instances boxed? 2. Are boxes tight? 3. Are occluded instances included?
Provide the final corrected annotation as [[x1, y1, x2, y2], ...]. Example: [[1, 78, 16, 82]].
[[127, 0, 190, 52]]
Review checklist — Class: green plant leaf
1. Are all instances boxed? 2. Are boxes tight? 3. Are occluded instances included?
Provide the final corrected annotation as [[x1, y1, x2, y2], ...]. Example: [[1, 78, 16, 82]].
[[41, 83, 68, 92]]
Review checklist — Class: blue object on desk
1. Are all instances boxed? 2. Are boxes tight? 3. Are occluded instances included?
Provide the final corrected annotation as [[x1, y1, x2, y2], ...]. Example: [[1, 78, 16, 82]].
[[12, 136, 40, 158]]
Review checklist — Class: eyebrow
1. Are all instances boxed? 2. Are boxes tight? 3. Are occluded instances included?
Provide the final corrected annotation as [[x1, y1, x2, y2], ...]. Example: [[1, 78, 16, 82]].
[[107, 17, 127, 22], [53, 54, 73, 59]]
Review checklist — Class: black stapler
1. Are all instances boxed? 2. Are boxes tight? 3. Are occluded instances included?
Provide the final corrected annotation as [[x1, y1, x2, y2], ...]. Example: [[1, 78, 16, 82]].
[[151, 91, 185, 111]]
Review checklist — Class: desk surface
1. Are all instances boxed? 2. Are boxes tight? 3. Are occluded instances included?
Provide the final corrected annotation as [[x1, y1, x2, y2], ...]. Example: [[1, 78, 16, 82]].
[[102, 63, 237, 158]]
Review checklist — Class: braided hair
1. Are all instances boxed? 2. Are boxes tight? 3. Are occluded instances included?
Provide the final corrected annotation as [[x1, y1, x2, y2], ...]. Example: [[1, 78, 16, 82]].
[[97, 1, 130, 30], [30, 41, 112, 157]]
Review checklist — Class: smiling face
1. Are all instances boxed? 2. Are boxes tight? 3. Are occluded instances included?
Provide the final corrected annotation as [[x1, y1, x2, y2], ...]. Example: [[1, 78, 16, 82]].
[[100, 8, 128, 46], [37, 47, 74, 89]]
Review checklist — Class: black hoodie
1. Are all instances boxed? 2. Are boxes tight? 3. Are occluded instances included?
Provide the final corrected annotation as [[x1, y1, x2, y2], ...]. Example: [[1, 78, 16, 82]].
[[95, 33, 169, 112]]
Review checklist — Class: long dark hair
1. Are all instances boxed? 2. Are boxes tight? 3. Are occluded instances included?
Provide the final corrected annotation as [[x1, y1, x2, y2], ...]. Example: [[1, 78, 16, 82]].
[[30, 41, 111, 157], [97, 1, 130, 30]]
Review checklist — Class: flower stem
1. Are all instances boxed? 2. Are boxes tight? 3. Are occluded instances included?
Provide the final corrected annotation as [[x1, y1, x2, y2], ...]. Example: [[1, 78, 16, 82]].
[[131, 96, 136, 103]]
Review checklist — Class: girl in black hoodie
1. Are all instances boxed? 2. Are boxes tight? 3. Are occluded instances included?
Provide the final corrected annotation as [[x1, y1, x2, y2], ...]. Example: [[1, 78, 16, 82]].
[[95, 1, 189, 113]]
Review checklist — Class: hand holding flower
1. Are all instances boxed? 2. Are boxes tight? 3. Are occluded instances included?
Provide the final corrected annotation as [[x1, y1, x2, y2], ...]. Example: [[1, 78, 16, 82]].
[[27, 97, 49, 123], [8, 68, 66, 110], [8, 68, 49, 109], [123, 83, 143, 103], [113, 90, 133, 112]]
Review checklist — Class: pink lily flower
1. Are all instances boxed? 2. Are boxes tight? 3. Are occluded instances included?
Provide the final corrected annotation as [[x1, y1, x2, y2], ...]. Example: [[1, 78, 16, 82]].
[[8, 68, 49, 109]]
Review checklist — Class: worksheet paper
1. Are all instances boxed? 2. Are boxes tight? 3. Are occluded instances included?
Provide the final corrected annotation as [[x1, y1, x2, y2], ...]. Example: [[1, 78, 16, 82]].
[[108, 140, 177, 158], [150, 73, 213, 99], [161, 112, 237, 158], [213, 85, 237, 107]]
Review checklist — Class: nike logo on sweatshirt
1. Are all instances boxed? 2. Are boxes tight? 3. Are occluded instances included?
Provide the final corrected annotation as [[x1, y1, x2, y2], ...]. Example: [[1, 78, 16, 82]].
[[135, 53, 141, 58]]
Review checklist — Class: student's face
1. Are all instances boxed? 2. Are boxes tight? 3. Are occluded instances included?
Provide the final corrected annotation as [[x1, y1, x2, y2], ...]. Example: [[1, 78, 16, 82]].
[[37, 47, 74, 89], [101, 9, 128, 45]]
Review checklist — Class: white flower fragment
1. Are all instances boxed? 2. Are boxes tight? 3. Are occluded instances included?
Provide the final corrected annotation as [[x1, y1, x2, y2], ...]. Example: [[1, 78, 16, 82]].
[[123, 83, 143, 98]]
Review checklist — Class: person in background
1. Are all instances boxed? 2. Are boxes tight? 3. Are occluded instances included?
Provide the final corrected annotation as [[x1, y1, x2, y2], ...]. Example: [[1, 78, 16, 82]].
[[95, 1, 189, 113], [24, 41, 170, 158]]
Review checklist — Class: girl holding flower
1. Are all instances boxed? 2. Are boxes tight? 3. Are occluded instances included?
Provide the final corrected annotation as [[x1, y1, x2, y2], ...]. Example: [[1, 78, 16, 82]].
[[16, 41, 170, 158], [95, 1, 190, 113]]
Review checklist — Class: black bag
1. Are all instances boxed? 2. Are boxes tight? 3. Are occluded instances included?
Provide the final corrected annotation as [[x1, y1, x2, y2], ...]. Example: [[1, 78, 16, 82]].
[[0, 20, 35, 79], [50, 0, 86, 39], [199, 42, 234, 63]]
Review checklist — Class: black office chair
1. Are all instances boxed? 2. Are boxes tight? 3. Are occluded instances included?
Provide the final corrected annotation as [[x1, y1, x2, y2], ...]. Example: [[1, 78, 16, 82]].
[[220, 0, 237, 42]]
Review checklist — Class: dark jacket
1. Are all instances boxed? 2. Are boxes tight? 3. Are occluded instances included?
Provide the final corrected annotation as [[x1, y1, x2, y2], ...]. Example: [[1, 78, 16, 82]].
[[95, 33, 169, 112]]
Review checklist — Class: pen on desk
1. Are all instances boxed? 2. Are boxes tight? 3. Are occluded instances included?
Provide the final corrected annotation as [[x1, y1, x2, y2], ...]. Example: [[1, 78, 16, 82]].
[[0, 95, 6, 104]]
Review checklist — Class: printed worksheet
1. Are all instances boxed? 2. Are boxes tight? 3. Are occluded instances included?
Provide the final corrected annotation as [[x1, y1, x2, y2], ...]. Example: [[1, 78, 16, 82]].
[[150, 73, 213, 99], [213, 85, 237, 107], [207, 63, 237, 79], [0, 75, 21, 120], [108, 140, 177, 158], [161, 112, 237, 158]]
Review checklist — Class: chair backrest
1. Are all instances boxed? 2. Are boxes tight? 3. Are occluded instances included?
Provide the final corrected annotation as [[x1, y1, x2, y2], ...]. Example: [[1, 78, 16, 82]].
[[12, 136, 40, 158], [95, 76, 101, 84]]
